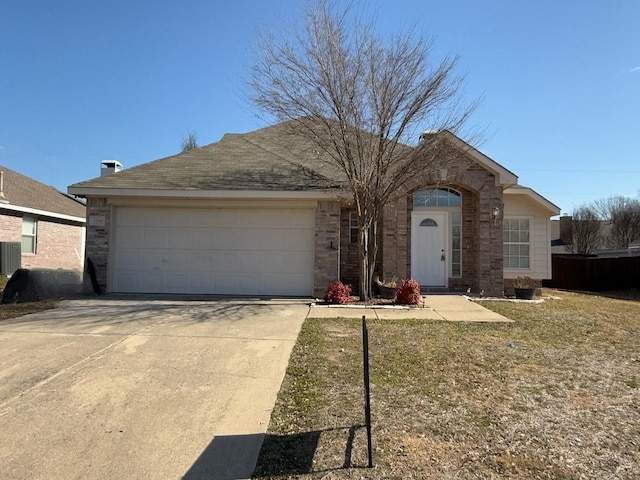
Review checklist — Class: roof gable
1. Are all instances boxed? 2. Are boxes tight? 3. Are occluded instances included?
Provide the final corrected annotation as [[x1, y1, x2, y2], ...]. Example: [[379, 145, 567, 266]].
[[439, 131, 518, 186], [504, 186, 560, 215], [0, 165, 86, 219]]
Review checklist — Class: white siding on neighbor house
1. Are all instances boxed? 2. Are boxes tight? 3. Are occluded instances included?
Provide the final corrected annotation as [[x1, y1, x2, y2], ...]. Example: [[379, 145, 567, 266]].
[[503, 194, 553, 279], [110, 206, 315, 296]]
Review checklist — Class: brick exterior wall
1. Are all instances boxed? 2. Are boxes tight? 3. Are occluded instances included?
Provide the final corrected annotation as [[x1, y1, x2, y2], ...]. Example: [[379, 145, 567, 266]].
[[339, 207, 359, 287], [0, 211, 84, 272], [84, 197, 111, 292], [0, 213, 21, 242], [314, 200, 340, 297], [344, 144, 506, 297], [338, 207, 385, 292]]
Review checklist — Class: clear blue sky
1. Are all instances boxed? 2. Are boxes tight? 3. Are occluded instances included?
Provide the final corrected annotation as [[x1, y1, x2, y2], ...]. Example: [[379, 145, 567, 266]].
[[1, 0, 638, 215]]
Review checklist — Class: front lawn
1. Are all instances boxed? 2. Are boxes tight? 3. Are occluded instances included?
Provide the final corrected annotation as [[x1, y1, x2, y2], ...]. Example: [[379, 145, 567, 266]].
[[253, 289, 640, 479]]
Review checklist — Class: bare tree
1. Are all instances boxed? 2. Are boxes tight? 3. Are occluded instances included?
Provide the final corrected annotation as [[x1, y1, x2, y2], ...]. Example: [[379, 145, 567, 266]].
[[248, 0, 476, 299], [567, 205, 602, 255], [594, 196, 640, 248], [181, 131, 198, 152]]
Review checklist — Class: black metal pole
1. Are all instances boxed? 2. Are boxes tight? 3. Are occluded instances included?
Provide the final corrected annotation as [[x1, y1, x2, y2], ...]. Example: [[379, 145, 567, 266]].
[[362, 315, 373, 468]]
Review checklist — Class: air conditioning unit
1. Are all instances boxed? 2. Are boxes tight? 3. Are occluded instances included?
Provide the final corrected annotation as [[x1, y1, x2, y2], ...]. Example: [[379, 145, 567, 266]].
[[0, 242, 21, 275]]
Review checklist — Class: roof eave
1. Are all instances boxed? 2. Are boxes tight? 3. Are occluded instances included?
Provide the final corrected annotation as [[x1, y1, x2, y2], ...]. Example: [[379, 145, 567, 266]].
[[0, 202, 86, 224], [67, 186, 348, 201]]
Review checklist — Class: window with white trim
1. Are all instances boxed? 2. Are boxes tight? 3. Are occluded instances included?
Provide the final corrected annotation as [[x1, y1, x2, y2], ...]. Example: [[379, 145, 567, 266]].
[[349, 211, 358, 244], [451, 212, 462, 276], [503, 218, 530, 268], [22, 216, 37, 254]]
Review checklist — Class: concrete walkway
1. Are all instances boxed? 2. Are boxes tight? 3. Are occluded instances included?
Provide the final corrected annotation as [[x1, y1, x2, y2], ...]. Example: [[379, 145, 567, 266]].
[[309, 294, 514, 322]]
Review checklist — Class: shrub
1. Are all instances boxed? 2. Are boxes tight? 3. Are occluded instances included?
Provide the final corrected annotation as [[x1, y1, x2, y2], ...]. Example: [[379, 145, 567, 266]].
[[324, 280, 352, 304], [396, 278, 421, 305]]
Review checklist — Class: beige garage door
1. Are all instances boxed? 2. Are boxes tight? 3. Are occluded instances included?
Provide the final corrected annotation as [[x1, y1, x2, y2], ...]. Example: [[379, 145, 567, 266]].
[[111, 207, 315, 296]]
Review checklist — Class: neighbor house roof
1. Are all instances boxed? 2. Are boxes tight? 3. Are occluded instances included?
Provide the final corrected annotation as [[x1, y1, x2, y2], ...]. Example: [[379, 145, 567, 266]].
[[0, 165, 86, 222]]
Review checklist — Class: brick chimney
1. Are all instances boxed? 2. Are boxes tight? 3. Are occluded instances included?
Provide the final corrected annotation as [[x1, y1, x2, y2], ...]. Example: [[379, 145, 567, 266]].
[[100, 160, 123, 176], [0, 171, 8, 203], [559, 215, 573, 245]]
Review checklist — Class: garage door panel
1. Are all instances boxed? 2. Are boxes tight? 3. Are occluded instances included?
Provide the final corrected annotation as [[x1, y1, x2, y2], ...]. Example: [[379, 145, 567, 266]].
[[114, 251, 139, 269], [284, 230, 315, 250], [142, 229, 166, 248], [189, 274, 212, 292], [114, 273, 138, 291], [282, 252, 312, 273], [164, 274, 187, 292], [112, 207, 314, 295], [234, 252, 269, 273], [115, 227, 141, 248], [188, 252, 213, 270], [190, 230, 213, 249], [141, 252, 163, 268], [254, 252, 284, 273], [167, 229, 189, 248], [210, 252, 234, 272], [140, 274, 163, 292]]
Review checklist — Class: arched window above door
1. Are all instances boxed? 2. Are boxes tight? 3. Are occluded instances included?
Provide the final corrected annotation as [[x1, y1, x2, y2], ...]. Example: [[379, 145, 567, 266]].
[[419, 218, 438, 227], [413, 188, 461, 207]]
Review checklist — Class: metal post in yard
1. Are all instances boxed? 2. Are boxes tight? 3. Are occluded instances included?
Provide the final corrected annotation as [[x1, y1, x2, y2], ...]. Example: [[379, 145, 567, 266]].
[[362, 315, 373, 468]]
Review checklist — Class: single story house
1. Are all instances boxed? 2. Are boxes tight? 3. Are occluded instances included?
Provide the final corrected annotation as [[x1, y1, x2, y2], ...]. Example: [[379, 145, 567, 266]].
[[0, 165, 86, 274], [68, 121, 560, 297]]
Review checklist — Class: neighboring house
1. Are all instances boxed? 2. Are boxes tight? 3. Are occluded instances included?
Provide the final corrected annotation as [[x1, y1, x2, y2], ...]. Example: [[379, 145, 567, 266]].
[[551, 215, 638, 257], [0, 165, 86, 273], [68, 121, 560, 297]]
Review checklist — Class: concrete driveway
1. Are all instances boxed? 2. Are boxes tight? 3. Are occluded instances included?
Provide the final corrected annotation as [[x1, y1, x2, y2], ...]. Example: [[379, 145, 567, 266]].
[[0, 297, 310, 480]]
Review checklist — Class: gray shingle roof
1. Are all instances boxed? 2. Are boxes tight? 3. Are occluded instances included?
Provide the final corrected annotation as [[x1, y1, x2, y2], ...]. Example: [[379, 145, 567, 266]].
[[69, 122, 348, 192], [0, 165, 86, 218]]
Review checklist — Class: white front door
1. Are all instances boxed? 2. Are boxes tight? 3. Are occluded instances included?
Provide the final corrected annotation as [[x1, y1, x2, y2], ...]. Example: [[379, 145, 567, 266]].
[[411, 211, 447, 287]]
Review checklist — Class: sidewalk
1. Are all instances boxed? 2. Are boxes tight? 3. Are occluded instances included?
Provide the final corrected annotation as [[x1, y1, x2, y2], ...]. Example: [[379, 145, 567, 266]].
[[309, 294, 514, 323]]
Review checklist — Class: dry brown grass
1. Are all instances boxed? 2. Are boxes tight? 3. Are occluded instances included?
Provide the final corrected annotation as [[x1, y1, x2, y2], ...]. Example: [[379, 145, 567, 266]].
[[0, 301, 59, 320], [253, 289, 640, 479]]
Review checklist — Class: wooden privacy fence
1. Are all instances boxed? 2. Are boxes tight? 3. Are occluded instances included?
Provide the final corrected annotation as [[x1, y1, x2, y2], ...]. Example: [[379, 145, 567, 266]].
[[550, 255, 640, 292]]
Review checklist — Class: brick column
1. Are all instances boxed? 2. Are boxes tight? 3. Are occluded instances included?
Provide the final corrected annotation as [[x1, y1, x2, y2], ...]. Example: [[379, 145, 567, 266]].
[[314, 201, 340, 297], [84, 197, 110, 293], [382, 196, 408, 281], [476, 188, 504, 296]]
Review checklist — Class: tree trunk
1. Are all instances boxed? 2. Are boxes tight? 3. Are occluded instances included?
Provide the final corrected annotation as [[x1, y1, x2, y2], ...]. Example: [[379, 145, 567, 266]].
[[358, 220, 371, 301], [357, 210, 379, 301]]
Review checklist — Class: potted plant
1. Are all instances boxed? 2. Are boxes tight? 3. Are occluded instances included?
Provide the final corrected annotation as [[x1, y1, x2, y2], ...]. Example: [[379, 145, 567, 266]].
[[375, 277, 398, 299], [513, 276, 538, 300]]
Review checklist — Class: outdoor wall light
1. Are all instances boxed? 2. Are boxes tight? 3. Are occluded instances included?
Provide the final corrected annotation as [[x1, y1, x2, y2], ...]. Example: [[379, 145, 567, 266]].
[[491, 206, 500, 225]]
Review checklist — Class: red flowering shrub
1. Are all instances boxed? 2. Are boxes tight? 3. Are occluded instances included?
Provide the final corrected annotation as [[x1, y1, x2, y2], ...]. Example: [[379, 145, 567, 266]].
[[395, 278, 421, 305], [324, 280, 352, 304]]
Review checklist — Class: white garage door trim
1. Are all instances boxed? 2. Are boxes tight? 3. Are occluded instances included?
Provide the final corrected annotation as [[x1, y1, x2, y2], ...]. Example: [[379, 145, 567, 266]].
[[111, 206, 315, 296]]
